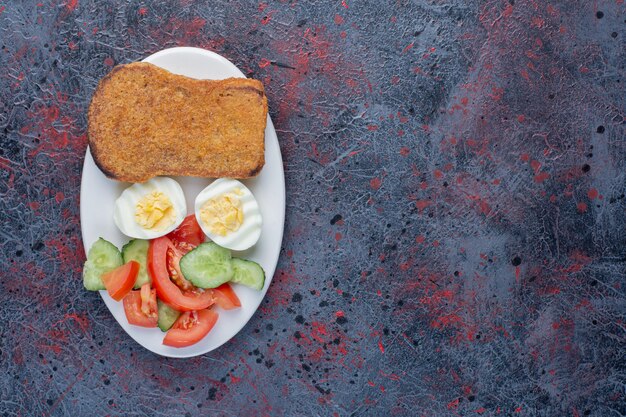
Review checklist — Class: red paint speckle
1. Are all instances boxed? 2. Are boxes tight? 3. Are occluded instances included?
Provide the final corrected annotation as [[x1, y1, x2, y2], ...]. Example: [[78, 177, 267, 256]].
[[400, 147, 410, 156], [531, 16, 545, 28], [447, 398, 460, 410], [415, 200, 431, 213], [138, 7, 147, 15], [431, 313, 464, 329], [258, 58, 271, 68], [335, 232, 342, 242], [55, 192, 64, 203], [530, 160, 541, 173], [367, 124, 378, 131], [66, 0, 78, 11], [370, 177, 382, 190], [433, 169, 443, 179], [341, 0, 348, 8], [378, 340, 385, 353], [534, 172, 550, 183], [260, 11, 275, 25], [517, 114, 525, 122], [587, 188, 598, 199], [503, 4, 513, 17], [577, 202, 588, 213], [402, 42, 414, 54], [104, 57, 114, 67], [334, 14, 344, 25], [520, 153, 530, 162]]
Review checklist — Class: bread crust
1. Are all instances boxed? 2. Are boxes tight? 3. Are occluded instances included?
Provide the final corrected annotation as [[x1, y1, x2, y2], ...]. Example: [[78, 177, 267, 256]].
[[88, 62, 267, 183]]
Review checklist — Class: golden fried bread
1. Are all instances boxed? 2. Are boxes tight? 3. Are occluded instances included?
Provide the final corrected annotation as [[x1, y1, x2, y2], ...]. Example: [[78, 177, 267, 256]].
[[88, 62, 267, 183]]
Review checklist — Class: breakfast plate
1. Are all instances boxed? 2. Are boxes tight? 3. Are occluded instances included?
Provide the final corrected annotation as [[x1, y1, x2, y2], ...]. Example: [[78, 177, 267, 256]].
[[80, 47, 285, 358]]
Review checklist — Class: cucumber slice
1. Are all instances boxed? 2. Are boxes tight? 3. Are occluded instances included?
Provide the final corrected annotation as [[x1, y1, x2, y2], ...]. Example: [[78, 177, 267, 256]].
[[179, 242, 233, 289], [122, 239, 150, 288], [83, 238, 123, 291], [231, 258, 265, 291], [157, 300, 181, 332]]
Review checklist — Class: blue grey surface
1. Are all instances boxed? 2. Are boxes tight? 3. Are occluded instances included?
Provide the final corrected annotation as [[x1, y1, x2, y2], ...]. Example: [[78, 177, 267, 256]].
[[0, 0, 625, 416]]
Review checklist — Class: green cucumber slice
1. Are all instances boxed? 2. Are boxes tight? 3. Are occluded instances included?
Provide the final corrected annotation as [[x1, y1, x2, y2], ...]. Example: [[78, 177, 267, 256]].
[[179, 242, 233, 289], [122, 239, 150, 288], [157, 300, 181, 332], [231, 258, 265, 291], [83, 238, 123, 291]]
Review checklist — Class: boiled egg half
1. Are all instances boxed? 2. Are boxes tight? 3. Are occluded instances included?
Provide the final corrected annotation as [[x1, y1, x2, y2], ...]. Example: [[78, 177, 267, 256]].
[[194, 178, 262, 251], [114, 177, 187, 239]]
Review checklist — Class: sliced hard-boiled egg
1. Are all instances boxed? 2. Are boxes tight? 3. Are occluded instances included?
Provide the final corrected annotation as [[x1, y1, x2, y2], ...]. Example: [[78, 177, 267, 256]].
[[194, 178, 262, 251], [114, 177, 187, 239]]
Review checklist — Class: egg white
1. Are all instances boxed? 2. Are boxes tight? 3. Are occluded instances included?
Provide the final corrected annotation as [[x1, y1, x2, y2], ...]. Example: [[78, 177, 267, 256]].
[[194, 178, 262, 251], [113, 177, 187, 239]]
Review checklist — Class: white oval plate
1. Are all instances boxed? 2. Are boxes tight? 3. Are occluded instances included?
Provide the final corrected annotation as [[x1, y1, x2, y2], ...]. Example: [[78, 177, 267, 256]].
[[80, 47, 285, 358]]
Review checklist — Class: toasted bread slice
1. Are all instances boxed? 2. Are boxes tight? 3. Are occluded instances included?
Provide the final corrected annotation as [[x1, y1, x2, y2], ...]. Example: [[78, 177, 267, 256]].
[[88, 62, 267, 183]]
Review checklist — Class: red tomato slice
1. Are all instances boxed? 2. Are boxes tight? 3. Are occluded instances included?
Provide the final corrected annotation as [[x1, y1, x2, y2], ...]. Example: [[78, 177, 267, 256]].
[[148, 236, 214, 312], [212, 283, 241, 310], [101, 261, 139, 301], [166, 241, 195, 291], [163, 309, 218, 348], [167, 214, 205, 247], [140, 283, 158, 317], [123, 286, 158, 327]]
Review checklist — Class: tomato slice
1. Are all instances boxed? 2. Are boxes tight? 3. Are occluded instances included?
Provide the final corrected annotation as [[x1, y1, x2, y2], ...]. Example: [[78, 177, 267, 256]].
[[212, 283, 241, 310], [166, 241, 195, 291], [148, 236, 214, 312], [123, 285, 158, 327], [140, 283, 158, 317], [101, 261, 139, 301], [167, 214, 205, 247], [163, 309, 218, 348]]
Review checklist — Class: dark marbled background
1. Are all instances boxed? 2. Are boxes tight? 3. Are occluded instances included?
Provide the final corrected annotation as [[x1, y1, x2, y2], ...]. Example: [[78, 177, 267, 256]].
[[1, 0, 625, 416]]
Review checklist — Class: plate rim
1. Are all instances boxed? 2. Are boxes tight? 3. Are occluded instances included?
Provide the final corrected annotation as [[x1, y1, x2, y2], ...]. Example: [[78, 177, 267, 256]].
[[79, 46, 285, 358]]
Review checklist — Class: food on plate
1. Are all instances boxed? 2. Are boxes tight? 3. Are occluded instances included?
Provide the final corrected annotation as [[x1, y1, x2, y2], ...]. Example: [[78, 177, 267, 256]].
[[230, 258, 265, 291], [101, 261, 139, 301], [212, 283, 242, 310], [194, 178, 262, 251], [123, 284, 158, 327], [163, 310, 219, 348], [166, 240, 196, 291], [83, 238, 123, 290], [179, 242, 234, 289], [148, 236, 216, 312], [166, 214, 205, 247], [88, 62, 267, 183], [114, 177, 186, 240], [157, 300, 181, 332], [122, 239, 150, 288], [82, 208, 265, 348]]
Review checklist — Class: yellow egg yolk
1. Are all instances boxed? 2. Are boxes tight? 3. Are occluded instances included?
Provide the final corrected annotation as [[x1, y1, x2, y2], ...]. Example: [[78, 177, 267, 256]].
[[135, 191, 176, 231], [200, 192, 244, 236]]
